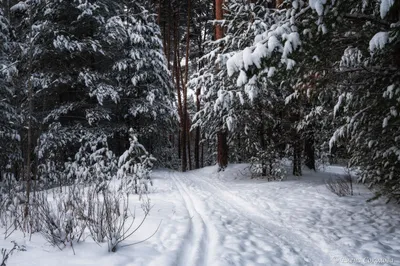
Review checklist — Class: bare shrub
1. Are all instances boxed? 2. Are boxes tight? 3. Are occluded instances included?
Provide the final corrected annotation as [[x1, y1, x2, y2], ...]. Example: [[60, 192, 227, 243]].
[[2, 180, 153, 254], [249, 160, 286, 181], [0, 191, 27, 239], [75, 185, 151, 252], [325, 172, 354, 197], [1, 241, 26, 266], [35, 190, 85, 253]]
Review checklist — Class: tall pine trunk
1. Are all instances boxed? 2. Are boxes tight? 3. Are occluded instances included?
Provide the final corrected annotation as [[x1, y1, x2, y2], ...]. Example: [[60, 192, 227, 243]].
[[173, 16, 186, 171], [183, 0, 192, 171], [194, 88, 201, 169], [215, 0, 228, 170], [215, 0, 224, 40], [24, 5, 34, 221]]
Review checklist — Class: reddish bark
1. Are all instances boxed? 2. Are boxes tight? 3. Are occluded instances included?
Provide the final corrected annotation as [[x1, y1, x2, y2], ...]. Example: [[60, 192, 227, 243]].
[[215, 0, 224, 39], [215, 0, 228, 170]]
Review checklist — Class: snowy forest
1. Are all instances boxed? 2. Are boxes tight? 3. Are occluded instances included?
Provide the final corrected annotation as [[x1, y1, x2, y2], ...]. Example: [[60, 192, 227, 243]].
[[1, 0, 400, 265]]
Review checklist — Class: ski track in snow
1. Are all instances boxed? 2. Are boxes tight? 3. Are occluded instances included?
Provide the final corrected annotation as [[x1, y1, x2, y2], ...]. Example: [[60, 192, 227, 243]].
[[170, 173, 215, 266], [170, 171, 333, 266]]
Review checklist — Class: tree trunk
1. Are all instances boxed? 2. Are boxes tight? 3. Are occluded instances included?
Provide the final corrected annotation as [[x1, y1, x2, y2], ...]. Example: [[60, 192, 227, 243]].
[[194, 28, 204, 169], [237, 133, 242, 163], [259, 123, 267, 176], [178, 129, 181, 159], [157, 0, 162, 25], [276, 0, 284, 8], [194, 88, 201, 169], [201, 139, 204, 168], [215, 0, 228, 170], [24, 6, 34, 221], [194, 127, 200, 169], [166, 12, 172, 69], [304, 133, 316, 171], [215, 0, 224, 40], [217, 131, 228, 170], [25, 87, 32, 220], [173, 16, 186, 171], [187, 116, 192, 170], [183, 0, 192, 171], [215, 0, 224, 39], [293, 139, 302, 176]]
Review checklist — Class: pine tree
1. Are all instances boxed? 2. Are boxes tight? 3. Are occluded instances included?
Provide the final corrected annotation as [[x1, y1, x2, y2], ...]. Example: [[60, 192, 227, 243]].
[[325, 0, 400, 202], [0, 7, 20, 187], [106, 0, 176, 157], [216, 0, 400, 200], [190, 0, 285, 172], [117, 128, 155, 196], [11, 0, 174, 187]]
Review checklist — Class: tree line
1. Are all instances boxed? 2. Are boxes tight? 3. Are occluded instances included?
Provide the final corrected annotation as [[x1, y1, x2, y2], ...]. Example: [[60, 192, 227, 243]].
[[0, 0, 176, 219], [1, 0, 400, 206], [161, 0, 400, 202]]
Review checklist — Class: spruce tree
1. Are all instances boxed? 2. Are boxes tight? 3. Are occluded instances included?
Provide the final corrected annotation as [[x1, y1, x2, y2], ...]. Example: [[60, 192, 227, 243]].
[[11, 0, 174, 187], [0, 7, 20, 183], [216, 0, 400, 201], [106, 0, 175, 155]]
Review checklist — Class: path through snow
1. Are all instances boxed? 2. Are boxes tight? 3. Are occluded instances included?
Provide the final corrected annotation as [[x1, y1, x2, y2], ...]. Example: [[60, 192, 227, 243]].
[[2, 165, 399, 266], [170, 171, 332, 266]]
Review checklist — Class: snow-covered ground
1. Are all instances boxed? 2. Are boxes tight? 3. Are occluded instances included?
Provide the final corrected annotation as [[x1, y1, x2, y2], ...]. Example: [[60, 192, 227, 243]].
[[1, 164, 399, 266]]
